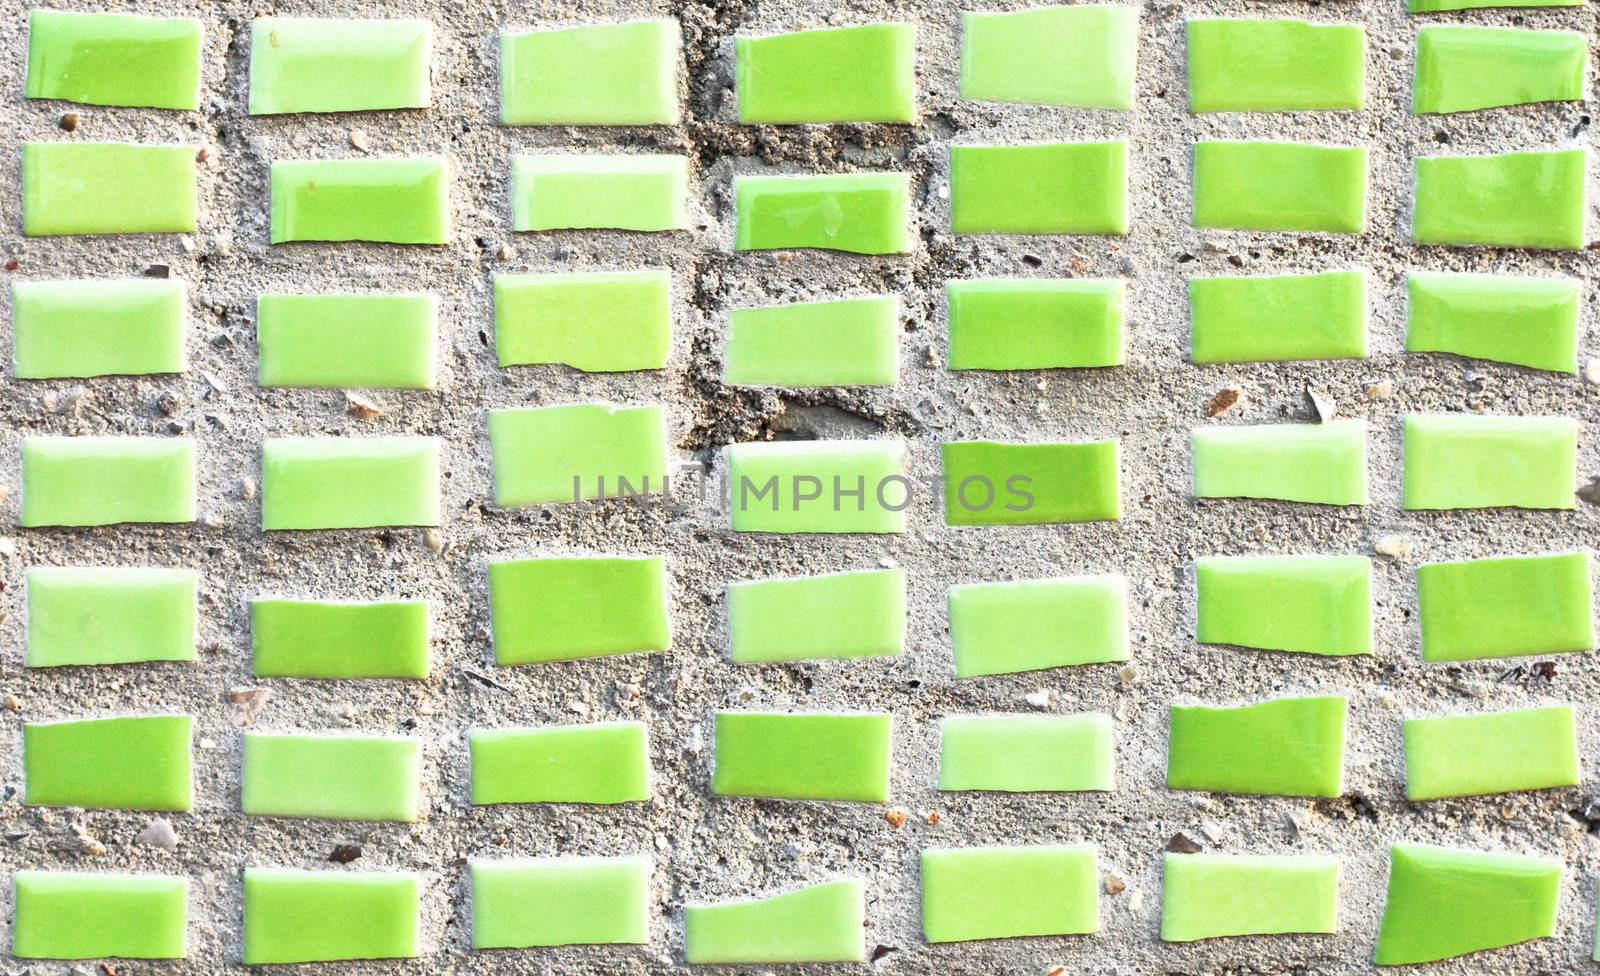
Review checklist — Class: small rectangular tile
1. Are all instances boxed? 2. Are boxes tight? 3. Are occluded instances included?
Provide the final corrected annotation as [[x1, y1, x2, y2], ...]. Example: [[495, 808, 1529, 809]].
[[1187, 19, 1364, 113], [501, 20, 679, 125], [1406, 272, 1578, 374], [1415, 551, 1593, 662], [242, 869, 419, 964], [1402, 414, 1575, 510], [1195, 555, 1371, 656], [1404, 705, 1578, 800], [488, 555, 670, 665], [1376, 845, 1559, 965], [1188, 270, 1366, 363], [470, 722, 650, 804], [13, 278, 186, 379], [726, 440, 906, 533], [1192, 420, 1367, 506], [1167, 695, 1347, 797], [734, 173, 911, 254], [948, 575, 1128, 678], [938, 714, 1114, 792], [960, 5, 1137, 110], [472, 857, 649, 948], [1412, 149, 1586, 249], [712, 712, 891, 802], [950, 141, 1128, 235], [947, 278, 1125, 370], [23, 143, 196, 236], [728, 568, 905, 663], [495, 272, 670, 372], [512, 154, 688, 232], [261, 437, 439, 530], [26, 10, 201, 110], [270, 158, 449, 244], [27, 567, 196, 667], [251, 599, 429, 679], [21, 436, 195, 527], [736, 24, 914, 123], [1411, 0, 1576, 10], [1414, 27, 1586, 115], [685, 879, 864, 964], [488, 403, 667, 506], [724, 296, 899, 386], [13, 871, 187, 960], [1161, 854, 1338, 941], [242, 732, 419, 822], [1192, 141, 1367, 233], [941, 439, 1120, 525], [249, 17, 430, 114], [24, 714, 192, 810], [922, 845, 1098, 943], [256, 293, 437, 389]]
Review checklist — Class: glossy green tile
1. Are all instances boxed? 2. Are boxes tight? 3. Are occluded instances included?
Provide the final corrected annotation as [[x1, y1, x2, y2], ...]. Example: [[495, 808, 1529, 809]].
[[922, 845, 1097, 943], [728, 568, 904, 663], [488, 403, 667, 506], [471, 857, 649, 948], [13, 279, 185, 379], [488, 555, 670, 665], [947, 575, 1127, 678], [939, 714, 1114, 792], [961, 5, 1135, 110], [495, 272, 669, 372], [1195, 555, 1371, 656], [941, 439, 1120, 525], [1415, 552, 1593, 662], [1161, 854, 1338, 941], [1376, 845, 1559, 965], [1404, 705, 1578, 800], [249, 17, 430, 114], [1414, 27, 1586, 115], [1402, 414, 1575, 510], [251, 598, 429, 679], [242, 869, 419, 964], [1191, 420, 1367, 506], [24, 714, 191, 811], [470, 722, 649, 804], [685, 879, 863, 964], [26, 10, 201, 110], [1167, 695, 1347, 797], [712, 712, 891, 802], [512, 154, 687, 232], [27, 567, 196, 667], [947, 278, 1124, 370], [261, 437, 440, 530], [242, 732, 419, 822], [724, 296, 898, 386], [736, 24, 914, 123], [257, 293, 436, 389], [21, 436, 194, 527], [1412, 149, 1586, 249], [1187, 19, 1364, 113], [1406, 273, 1578, 374], [950, 141, 1127, 235], [1411, 0, 1577, 10], [13, 871, 187, 960], [1188, 270, 1366, 363], [727, 440, 906, 533], [270, 158, 449, 245], [501, 20, 679, 125], [1192, 141, 1367, 233], [734, 173, 911, 254], [23, 143, 196, 236]]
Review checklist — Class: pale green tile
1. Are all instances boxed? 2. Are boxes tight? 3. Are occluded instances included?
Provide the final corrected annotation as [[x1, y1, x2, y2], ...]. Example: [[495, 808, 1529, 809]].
[[13, 279, 186, 379], [947, 278, 1125, 371], [21, 436, 195, 527], [1402, 414, 1575, 510], [256, 293, 436, 389], [727, 440, 906, 533], [1192, 141, 1367, 233], [1196, 555, 1371, 656], [242, 869, 419, 964], [488, 555, 670, 665], [13, 871, 187, 960], [1161, 854, 1338, 941], [1192, 421, 1367, 506], [512, 154, 688, 232], [495, 272, 670, 372], [270, 158, 449, 245], [501, 20, 679, 125], [922, 845, 1097, 943], [471, 857, 649, 948], [23, 143, 196, 236], [1404, 705, 1578, 800], [27, 567, 196, 667], [733, 173, 910, 254], [488, 403, 667, 506], [961, 5, 1137, 110], [470, 722, 649, 804], [712, 712, 891, 802], [261, 437, 440, 530], [249, 17, 430, 115], [736, 24, 914, 123], [948, 575, 1128, 678], [1406, 273, 1579, 374], [939, 714, 1114, 792], [724, 296, 898, 386], [26, 10, 202, 110], [24, 715, 192, 811], [1167, 695, 1347, 797], [1188, 270, 1366, 363], [728, 568, 904, 663], [685, 879, 864, 964], [251, 599, 429, 679]]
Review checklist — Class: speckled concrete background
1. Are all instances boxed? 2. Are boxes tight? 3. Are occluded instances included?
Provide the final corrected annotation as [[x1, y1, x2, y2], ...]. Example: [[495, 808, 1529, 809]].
[[0, 0, 1598, 972]]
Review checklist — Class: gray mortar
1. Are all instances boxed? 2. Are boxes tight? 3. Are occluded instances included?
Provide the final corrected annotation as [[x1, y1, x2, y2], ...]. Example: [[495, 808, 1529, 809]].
[[1, 0, 1599, 973]]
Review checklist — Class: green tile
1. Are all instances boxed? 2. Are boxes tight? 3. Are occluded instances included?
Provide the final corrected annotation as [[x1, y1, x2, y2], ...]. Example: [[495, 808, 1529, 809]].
[[24, 715, 191, 811], [938, 714, 1114, 792], [1191, 420, 1367, 506], [1192, 141, 1367, 233], [261, 437, 439, 530], [736, 24, 915, 123], [947, 278, 1125, 371], [1188, 270, 1366, 363], [23, 143, 196, 236], [712, 712, 891, 802], [13, 871, 187, 960], [947, 575, 1128, 678], [471, 857, 649, 948], [1411, 0, 1577, 10], [724, 296, 899, 386], [960, 5, 1137, 110], [1412, 149, 1586, 249], [512, 154, 687, 232], [922, 845, 1097, 943], [727, 440, 906, 534], [488, 555, 670, 665], [1414, 27, 1586, 114], [470, 722, 649, 804], [27, 567, 196, 667], [1404, 705, 1578, 800], [1402, 414, 1575, 510], [1195, 555, 1371, 656], [734, 173, 911, 254], [1161, 854, 1338, 941], [1406, 272, 1578, 374], [242, 732, 419, 822], [950, 141, 1127, 235], [251, 598, 429, 679], [501, 19, 679, 125], [1415, 552, 1593, 662], [21, 436, 195, 527], [1167, 695, 1347, 797], [488, 403, 667, 506], [242, 869, 419, 964], [249, 17, 430, 115], [256, 293, 436, 389], [1187, 19, 1364, 113], [685, 879, 864, 964], [495, 272, 669, 372], [270, 158, 449, 245], [728, 568, 904, 663], [941, 439, 1120, 525], [13, 278, 186, 379], [25, 10, 201, 110], [1376, 845, 1559, 965]]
